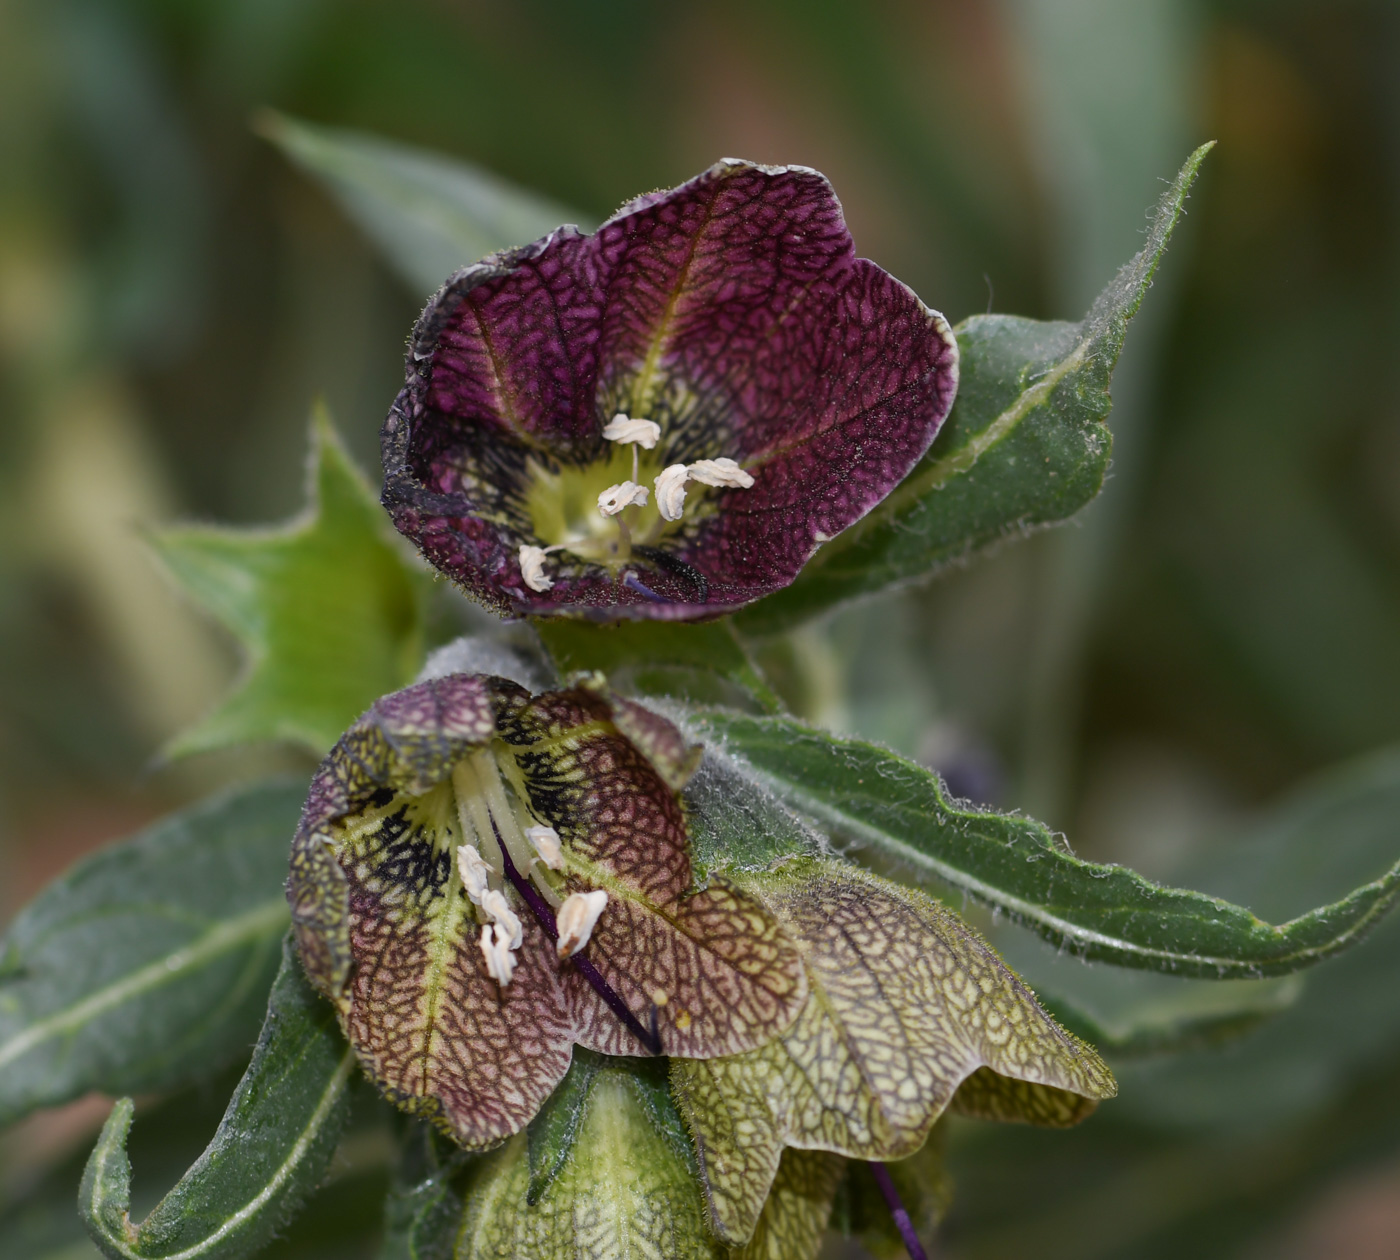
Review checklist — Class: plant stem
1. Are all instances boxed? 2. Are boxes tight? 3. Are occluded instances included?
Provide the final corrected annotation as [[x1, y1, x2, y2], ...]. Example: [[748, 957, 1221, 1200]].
[[491, 817, 662, 1056], [869, 1161, 929, 1260]]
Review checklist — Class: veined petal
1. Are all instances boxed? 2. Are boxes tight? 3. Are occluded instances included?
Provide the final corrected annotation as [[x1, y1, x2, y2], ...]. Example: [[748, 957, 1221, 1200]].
[[497, 683, 806, 1056], [336, 787, 571, 1148], [382, 160, 958, 620], [566, 880, 808, 1059], [289, 672, 805, 1144], [670, 860, 1114, 1244]]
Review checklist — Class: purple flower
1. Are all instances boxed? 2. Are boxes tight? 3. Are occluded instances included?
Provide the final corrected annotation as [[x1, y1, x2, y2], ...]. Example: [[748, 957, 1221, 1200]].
[[382, 160, 959, 620]]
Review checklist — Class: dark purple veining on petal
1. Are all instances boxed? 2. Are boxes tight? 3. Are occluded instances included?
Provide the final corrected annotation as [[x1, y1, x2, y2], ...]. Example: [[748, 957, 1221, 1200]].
[[381, 159, 959, 620], [491, 814, 662, 1056]]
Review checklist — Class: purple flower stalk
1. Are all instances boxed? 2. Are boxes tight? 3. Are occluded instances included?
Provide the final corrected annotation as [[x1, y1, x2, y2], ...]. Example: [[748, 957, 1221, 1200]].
[[382, 159, 959, 620]]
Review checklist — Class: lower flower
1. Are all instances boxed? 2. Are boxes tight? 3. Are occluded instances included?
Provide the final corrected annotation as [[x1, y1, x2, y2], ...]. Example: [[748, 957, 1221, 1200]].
[[287, 672, 1113, 1253], [286, 671, 807, 1149]]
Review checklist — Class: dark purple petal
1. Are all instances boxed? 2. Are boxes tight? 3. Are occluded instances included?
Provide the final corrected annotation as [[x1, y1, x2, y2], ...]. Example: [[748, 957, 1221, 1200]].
[[382, 160, 959, 620]]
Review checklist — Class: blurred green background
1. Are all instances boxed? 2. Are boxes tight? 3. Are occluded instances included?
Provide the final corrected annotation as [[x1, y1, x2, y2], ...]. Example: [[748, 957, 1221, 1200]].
[[1, 0, 1398, 1256]]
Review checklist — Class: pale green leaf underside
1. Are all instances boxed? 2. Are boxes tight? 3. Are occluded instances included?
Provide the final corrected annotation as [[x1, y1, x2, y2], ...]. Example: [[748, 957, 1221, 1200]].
[[462, 1055, 838, 1260], [694, 712, 1400, 979], [457, 1066, 724, 1260], [0, 780, 301, 1126], [80, 940, 353, 1260], [154, 409, 428, 758], [737, 142, 1214, 636], [258, 111, 590, 297]]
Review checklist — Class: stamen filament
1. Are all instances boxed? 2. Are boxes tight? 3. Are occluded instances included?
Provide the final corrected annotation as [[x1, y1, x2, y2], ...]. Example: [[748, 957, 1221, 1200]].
[[869, 1162, 930, 1260], [623, 572, 665, 602], [490, 815, 662, 1056]]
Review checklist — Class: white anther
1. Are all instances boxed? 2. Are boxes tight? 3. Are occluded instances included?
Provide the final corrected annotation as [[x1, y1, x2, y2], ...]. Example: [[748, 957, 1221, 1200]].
[[654, 464, 690, 521], [598, 481, 649, 516], [518, 544, 554, 592], [456, 844, 491, 905], [481, 888, 523, 951], [602, 414, 661, 449], [526, 824, 564, 871], [480, 922, 517, 987], [556, 889, 609, 960], [687, 457, 755, 489]]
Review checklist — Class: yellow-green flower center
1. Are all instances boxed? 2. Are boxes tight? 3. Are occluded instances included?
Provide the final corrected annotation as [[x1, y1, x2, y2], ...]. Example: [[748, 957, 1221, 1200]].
[[524, 444, 671, 566]]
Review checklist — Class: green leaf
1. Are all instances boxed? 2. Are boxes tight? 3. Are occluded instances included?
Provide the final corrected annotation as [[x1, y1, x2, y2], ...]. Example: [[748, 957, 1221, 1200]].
[[670, 859, 1112, 1245], [1030, 968, 1304, 1059], [0, 780, 301, 1126], [737, 143, 1214, 637], [153, 408, 429, 758], [80, 939, 355, 1260], [455, 1059, 725, 1259], [534, 619, 782, 714], [377, 1124, 473, 1260], [681, 739, 824, 877], [694, 711, 1400, 979], [1107, 745, 1400, 1131], [0, 1068, 247, 1260], [256, 112, 590, 297], [526, 1050, 602, 1206]]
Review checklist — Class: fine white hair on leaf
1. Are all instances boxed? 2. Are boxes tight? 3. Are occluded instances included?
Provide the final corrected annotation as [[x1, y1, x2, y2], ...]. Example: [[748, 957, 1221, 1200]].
[[687, 457, 755, 489], [480, 922, 517, 986], [556, 889, 609, 959], [518, 544, 554, 592], [414, 633, 553, 691], [525, 824, 564, 870], [654, 464, 690, 521], [481, 888, 524, 950], [456, 844, 491, 905], [602, 414, 661, 449], [647, 698, 832, 863], [597, 481, 649, 516]]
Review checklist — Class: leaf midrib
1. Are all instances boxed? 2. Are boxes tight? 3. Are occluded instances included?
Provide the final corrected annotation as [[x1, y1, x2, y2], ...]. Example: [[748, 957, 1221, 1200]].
[[87, 1049, 355, 1260], [0, 899, 290, 1073], [759, 769, 1399, 973]]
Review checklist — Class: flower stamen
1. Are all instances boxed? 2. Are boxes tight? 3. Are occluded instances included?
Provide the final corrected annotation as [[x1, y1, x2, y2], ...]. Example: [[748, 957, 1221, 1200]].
[[518, 543, 566, 593], [654, 458, 755, 522], [597, 481, 649, 516], [526, 824, 564, 870], [480, 922, 517, 987], [481, 887, 524, 950], [601, 414, 661, 449], [602, 413, 660, 483], [456, 843, 491, 904], [655, 464, 690, 522], [687, 457, 755, 489], [556, 889, 609, 960], [490, 814, 661, 1055]]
